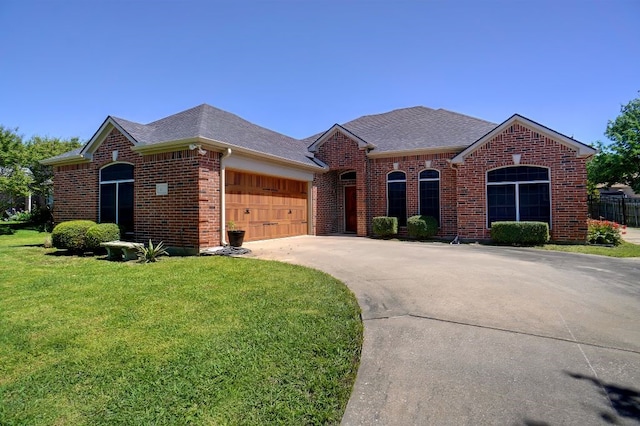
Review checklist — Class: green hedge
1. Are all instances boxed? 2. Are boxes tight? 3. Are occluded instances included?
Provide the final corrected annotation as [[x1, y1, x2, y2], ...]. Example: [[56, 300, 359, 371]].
[[51, 220, 97, 253], [407, 215, 438, 239], [490, 221, 550, 246], [0, 225, 15, 235], [372, 216, 398, 237], [85, 223, 121, 251]]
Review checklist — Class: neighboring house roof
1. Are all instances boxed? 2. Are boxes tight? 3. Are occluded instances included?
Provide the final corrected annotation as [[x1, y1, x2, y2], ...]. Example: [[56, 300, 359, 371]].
[[307, 106, 497, 155], [450, 114, 597, 164], [43, 104, 320, 168]]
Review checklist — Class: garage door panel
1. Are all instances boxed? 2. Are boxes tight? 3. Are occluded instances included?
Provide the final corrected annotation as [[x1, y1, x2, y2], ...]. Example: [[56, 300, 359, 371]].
[[225, 170, 308, 242]]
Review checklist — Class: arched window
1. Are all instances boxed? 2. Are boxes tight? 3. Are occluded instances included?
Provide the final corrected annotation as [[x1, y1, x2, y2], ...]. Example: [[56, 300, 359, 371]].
[[340, 170, 356, 180], [487, 166, 550, 227], [387, 171, 407, 226], [100, 163, 134, 234], [419, 169, 440, 225]]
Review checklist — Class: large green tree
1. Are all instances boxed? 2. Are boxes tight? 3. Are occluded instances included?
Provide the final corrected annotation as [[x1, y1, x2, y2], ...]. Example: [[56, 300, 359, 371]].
[[0, 126, 28, 211], [0, 126, 81, 211], [588, 93, 640, 193]]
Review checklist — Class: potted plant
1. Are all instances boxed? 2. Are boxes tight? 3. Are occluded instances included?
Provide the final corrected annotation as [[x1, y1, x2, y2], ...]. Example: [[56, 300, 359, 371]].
[[227, 220, 245, 247]]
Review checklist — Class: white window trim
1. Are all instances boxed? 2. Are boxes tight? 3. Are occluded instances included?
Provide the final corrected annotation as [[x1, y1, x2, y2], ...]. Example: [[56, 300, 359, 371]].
[[485, 166, 552, 229]]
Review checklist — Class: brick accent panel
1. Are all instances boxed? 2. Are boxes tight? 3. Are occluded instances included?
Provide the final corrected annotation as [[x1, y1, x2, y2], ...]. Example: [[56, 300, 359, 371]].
[[52, 127, 222, 251], [456, 122, 589, 242], [313, 132, 368, 236]]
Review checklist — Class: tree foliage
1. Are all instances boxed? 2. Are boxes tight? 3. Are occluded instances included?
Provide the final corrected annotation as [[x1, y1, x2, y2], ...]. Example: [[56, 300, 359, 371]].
[[0, 126, 81, 211], [588, 93, 640, 193], [0, 126, 27, 210], [25, 135, 81, 200]]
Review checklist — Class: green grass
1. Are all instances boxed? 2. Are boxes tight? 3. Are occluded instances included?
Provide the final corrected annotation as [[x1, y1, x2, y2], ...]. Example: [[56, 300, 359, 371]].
[[0, 230, 363, 425], [540, 241, 640, 257]]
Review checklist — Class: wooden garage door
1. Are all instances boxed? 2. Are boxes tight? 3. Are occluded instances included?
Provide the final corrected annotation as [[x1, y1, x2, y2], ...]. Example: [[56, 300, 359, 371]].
[[225, 170, 308, 242]]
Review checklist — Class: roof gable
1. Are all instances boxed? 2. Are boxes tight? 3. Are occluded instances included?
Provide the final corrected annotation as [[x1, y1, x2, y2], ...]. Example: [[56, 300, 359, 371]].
[[307, 124, 375, 153], [80, 116, 140, 157], [44, 104, 322, 169], [450, 114, 597, 164]]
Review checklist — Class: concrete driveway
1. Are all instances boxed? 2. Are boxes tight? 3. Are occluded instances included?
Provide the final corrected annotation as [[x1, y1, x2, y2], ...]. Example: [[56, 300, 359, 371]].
[[245, 236, 640, 425]]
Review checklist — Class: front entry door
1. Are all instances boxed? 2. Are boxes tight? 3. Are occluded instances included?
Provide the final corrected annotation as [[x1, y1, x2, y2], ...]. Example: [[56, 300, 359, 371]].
[[345, 186, 357, 233]]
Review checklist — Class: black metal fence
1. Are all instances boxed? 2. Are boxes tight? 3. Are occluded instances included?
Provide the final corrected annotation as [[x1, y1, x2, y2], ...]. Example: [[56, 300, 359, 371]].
[[588, 195, 640, 226]]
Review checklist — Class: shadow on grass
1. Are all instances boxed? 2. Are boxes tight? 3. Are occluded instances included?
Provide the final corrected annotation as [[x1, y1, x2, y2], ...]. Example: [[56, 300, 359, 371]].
[[566, 371, 640, 424]]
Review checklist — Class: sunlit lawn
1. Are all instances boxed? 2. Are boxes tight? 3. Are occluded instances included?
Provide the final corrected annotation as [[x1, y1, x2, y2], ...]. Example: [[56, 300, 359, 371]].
[[0, 230, 362, 425], [539, 241, 640, 257]]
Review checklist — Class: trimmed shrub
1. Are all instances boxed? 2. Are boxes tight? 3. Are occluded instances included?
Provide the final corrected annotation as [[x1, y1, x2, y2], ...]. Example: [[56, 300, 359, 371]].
[[51, 220, 97, 253], [587, 219, 622, 246], [85, 223, 121, 251], [490, 221, 549, 246], [0, 225, 15, 235], [407, 215, 438, 239], [30, 206, 54, 232], [372, 216, 398, 237]]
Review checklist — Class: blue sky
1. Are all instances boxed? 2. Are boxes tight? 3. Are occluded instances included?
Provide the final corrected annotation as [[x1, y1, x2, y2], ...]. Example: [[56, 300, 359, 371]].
[[1, 0, 638, 146]]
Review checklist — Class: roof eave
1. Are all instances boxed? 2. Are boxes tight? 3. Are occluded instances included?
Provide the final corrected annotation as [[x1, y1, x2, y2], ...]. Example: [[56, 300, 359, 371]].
[[450, 114, 598, 165], [40, 154, 92, 166], [131, 137, 325, 172], [367, 146, 467, 159]]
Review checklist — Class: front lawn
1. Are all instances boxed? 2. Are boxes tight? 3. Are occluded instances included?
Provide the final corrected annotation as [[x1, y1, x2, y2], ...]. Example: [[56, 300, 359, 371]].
[[540, 241, 640, 257], [0, 230, 362, 425]]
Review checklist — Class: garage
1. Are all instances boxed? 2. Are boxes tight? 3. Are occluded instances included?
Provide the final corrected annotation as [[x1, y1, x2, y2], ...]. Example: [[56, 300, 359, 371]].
[[225, 170, 309, 242]]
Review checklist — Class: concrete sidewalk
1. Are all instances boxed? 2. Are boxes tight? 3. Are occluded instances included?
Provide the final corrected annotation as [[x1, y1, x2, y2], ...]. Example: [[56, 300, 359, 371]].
[[623, 226, 640, 244], [246, 236, 640, 425]]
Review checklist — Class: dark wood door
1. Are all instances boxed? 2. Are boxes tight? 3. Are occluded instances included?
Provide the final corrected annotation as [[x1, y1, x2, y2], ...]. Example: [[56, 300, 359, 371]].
[[345, 186, 357, 233]]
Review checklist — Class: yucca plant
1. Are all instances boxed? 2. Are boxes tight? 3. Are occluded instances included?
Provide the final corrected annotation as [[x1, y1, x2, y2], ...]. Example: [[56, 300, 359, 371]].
[[137, 240, 169, 263]]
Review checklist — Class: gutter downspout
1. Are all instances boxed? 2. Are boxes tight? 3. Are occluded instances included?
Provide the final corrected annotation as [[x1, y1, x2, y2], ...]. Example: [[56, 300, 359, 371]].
[[220, 148, 232, 245]]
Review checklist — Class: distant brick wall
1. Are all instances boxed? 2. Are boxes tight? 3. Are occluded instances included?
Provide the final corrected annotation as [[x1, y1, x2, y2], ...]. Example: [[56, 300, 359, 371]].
[[456, 122, 589, 242], [52, 127, 222, 251]]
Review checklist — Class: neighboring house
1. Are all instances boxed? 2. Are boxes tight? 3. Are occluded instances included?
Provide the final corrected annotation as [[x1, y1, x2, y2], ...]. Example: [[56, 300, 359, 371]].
[[42, 104, 596, 253], [0, 166, 41, 214], [597, 184, 639, 198]]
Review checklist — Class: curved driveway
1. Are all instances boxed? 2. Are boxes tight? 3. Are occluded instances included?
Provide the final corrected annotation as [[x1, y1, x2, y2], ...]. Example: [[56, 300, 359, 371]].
[[245, 236, 640, 425]]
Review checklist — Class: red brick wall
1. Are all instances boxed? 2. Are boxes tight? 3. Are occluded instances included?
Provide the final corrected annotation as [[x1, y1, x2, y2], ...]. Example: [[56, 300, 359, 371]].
[[456, 122, 589, 242], [53, 128, 139, 224], [53, 163, 96, 222], [52, 127, 222, 251], [313, 132, 369, 236], [368, 153, 458, 238], [197, 153, 221, 248], [313, 131, 460, 238]]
